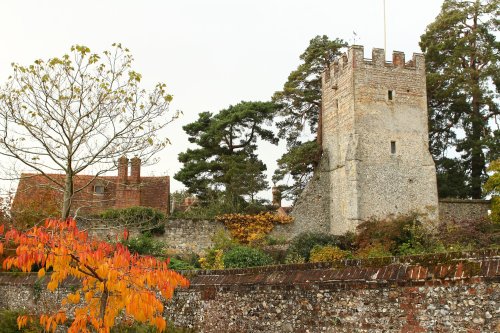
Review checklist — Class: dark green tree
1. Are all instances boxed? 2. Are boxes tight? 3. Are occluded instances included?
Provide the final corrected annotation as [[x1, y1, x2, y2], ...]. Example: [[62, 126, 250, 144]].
[[272, 35, 346, 201], [272, 140, 321, 201], [273, 35, 347, 144], [420, 0, 499, 198], [175, 101, 277, 202]]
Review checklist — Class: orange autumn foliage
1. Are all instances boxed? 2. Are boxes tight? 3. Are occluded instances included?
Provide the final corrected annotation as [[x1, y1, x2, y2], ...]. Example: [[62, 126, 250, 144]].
[[216, 212, 293, 244], [0, 219, 189, 333]]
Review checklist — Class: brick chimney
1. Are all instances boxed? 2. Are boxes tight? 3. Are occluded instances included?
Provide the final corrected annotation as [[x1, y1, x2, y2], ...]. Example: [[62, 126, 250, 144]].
[[272, 186, 282, 208], [118, 155, 128, 185], [130, 157, 141, 184]]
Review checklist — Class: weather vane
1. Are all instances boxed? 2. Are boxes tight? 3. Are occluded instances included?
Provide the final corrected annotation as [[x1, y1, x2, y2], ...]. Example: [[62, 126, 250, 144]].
[[351, 31, 358, 45]]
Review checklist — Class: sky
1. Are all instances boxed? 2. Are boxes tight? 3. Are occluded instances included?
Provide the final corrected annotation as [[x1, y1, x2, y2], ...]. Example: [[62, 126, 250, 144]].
[[0, 0, 444, 201]]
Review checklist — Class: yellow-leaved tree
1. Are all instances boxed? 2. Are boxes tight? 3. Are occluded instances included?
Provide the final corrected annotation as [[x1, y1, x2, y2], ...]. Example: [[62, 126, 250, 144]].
[[484, 160, 500, 223], [0, 219, 189, 332]]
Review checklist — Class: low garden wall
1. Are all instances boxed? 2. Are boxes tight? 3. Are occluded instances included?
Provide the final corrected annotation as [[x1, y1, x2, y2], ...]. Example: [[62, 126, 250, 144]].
[[0, 250, 498, 332], [439, 199, 492, 222]]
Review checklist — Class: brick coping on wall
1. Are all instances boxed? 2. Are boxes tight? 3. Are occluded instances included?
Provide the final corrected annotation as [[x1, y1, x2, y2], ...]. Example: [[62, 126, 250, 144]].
[[181, 250, 499, 291], [189, 249, 499, 276], [1, 250, 498, 290]]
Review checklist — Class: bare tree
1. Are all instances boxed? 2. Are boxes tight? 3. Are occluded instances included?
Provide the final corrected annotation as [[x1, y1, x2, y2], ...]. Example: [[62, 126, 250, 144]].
[[0, 44, 178, 219]]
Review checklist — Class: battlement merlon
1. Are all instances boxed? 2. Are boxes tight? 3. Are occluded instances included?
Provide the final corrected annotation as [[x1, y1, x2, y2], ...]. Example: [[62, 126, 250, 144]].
[[323, 45, 426, 85]]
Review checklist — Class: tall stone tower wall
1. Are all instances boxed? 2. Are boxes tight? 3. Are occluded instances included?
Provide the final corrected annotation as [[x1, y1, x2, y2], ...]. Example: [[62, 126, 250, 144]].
[[320, 46, 439, 234]]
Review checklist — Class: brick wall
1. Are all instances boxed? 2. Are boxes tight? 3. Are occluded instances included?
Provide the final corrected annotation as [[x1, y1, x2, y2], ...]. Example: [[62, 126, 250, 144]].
[[1, 251, 498, 332]]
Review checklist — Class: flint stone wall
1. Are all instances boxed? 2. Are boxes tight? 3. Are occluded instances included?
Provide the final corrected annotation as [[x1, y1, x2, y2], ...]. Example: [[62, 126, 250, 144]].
[[1, 250, 499, 333], [158, 219, 225, 255], [439, 199, 492, 222]]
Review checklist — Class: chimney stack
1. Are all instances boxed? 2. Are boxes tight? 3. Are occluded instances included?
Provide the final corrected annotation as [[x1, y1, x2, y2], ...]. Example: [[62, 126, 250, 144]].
[[130, 157, 141, 184], [272, 187, 282, 208], [118, 155, 128, 184]]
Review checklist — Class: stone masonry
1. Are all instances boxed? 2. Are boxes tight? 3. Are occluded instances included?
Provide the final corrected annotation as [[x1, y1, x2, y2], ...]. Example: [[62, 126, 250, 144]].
[[1, 250, 498, 332], [293, 46, 439, 235]]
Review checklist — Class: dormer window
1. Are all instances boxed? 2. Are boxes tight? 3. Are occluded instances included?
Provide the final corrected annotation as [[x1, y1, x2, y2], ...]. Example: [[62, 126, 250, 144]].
[[94, 185, 105, 195]]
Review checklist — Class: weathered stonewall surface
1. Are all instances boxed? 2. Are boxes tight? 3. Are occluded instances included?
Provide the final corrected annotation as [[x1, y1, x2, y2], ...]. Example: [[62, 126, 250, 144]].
[[1, 250, 498, 332], [293, 45, 439, 235]]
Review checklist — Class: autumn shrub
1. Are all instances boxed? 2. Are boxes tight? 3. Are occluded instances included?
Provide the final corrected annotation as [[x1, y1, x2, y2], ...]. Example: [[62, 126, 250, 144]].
[[198, 229, 237, 270], [216, 212, 293, 244], [286, 232, 348, 262], [10, 190, 60, 230], [309, 245, 350, 263], [101, 206, 165, 234], [355, 214, 431, 256], [223, 246, 274, 268], [0, 219, 189, 332], [436, 218, 500, 249], [491, 196, 500, 223], [211, 228, 239, 250], [484, 159, 499, 223], [199, 249, 225, 270], [354, 243, 393, 259]]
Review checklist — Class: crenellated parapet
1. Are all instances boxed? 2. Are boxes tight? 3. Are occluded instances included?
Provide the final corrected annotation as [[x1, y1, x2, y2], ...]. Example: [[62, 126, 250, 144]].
[[323, 45, 425, 87]]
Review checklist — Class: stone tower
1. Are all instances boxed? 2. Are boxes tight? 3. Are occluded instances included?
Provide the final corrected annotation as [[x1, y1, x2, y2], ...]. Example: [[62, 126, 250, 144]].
[[291, 46, 439, 235]]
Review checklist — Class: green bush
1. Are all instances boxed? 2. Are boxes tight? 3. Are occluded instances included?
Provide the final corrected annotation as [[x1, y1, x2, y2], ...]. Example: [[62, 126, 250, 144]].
[[284, 251, 306, 264], [223, 246, 273, 268], [121, 233, 166, 257], [287, 232, 346, 262], [170, 192, 274, 219], [101, 206, 165, 234], [168, 257, 196, 270]]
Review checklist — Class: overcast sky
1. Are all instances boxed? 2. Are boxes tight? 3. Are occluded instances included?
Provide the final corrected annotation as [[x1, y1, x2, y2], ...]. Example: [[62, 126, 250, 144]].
[[0, 0, 444, 200]]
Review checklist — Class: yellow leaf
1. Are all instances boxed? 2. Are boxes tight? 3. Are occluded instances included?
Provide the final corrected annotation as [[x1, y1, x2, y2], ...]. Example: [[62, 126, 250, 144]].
[[38, 267, 46, 278]]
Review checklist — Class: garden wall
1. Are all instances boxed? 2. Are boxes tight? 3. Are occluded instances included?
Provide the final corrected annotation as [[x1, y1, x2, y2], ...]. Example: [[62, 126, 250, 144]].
[[79, 197, 493, 256], [0, 250, 498, 332], [439, 199, 492, 222]]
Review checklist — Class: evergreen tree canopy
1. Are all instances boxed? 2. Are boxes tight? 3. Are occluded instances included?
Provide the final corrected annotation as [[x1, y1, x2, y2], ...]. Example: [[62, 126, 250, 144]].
[[175, 101, 277, 202], [273, 35, 347, 145], [420, 0, 499, 198], [272, 35, 346, 201]]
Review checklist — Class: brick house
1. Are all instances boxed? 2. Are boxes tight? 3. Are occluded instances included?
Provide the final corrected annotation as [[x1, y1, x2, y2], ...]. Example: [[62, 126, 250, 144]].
[[11, 156, 170, 217]]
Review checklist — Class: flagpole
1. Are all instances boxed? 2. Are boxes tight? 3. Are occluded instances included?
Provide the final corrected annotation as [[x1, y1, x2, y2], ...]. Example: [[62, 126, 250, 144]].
[[384, 0, 387, 52]]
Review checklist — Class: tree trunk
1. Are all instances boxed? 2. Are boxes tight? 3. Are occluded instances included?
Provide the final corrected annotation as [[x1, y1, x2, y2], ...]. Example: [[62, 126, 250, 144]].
[[470, 93, 485, 199], [62, 172, 74, 219], [317, 104, 323, 147], [99, 284, 109, 325]]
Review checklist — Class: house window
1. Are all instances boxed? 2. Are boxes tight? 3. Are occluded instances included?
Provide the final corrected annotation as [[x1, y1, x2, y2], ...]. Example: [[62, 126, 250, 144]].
[[391, 141, 396, 154], [94, 185, 105, 195], [388, 90, 394, 101]]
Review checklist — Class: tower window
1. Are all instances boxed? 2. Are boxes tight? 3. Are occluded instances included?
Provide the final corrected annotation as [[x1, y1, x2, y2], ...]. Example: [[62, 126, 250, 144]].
[[391, 141, 396, 154], [388, 90, 394, 100]]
